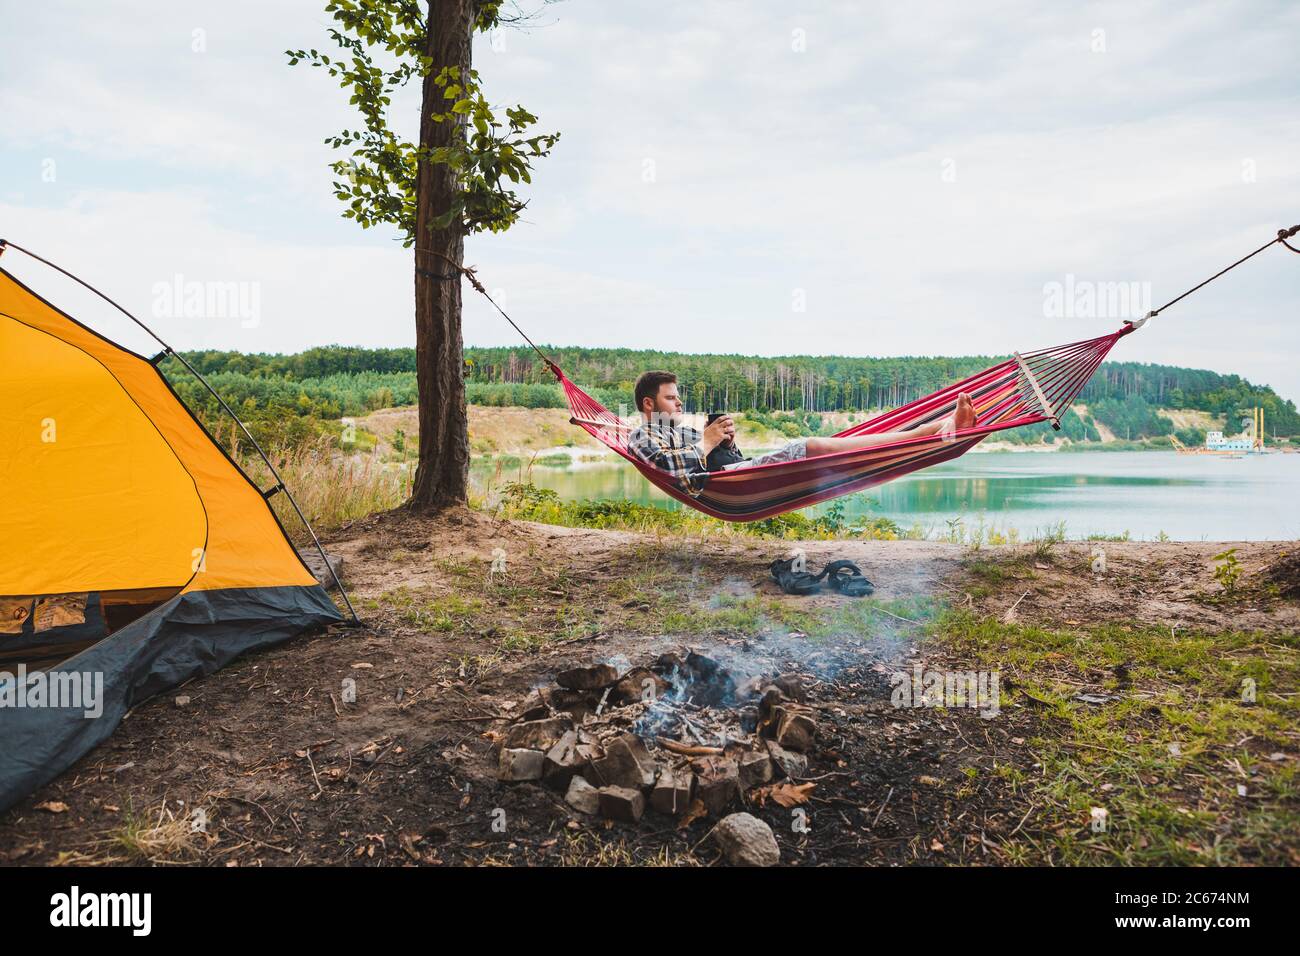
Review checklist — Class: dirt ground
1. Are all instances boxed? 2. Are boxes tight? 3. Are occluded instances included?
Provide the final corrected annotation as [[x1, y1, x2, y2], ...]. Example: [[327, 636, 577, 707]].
[[365, 404, 608, 459], [2, 508, 1295, 866]]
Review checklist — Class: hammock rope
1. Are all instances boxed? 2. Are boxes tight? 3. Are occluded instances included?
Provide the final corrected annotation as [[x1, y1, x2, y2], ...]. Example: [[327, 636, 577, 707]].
[[443, 224, 1296, 521], [1129, 224, 1300, 329], [416, 246, 564, 378]]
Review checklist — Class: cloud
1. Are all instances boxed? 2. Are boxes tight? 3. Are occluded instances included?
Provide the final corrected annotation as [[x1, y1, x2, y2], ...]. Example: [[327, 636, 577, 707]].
[[2, 0, 1297, 399]]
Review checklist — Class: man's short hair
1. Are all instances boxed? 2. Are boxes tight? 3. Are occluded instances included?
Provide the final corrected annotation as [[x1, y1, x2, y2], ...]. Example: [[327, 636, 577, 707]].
[[635, 370, 677, 412]]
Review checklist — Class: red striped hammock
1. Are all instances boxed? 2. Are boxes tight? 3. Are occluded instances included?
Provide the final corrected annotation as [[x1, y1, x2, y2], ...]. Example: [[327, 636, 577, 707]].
[[551, 324, 1134, 522]]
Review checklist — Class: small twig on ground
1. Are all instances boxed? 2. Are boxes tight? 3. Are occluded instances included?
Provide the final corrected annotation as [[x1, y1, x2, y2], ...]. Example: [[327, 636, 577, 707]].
[[679, 714, 708, 742], [791, 770, 854, 783], [1002, 590, 1031, 623], [657, 739, 724, 756], [305, 749, 324, 797], [871, 606, 923, 626], [688, 822, 721, 855], [219, 824, 292, 856], [872, 786, 894, 828], [1009, 801, 1037, 837], [221, 794, 277, 829]]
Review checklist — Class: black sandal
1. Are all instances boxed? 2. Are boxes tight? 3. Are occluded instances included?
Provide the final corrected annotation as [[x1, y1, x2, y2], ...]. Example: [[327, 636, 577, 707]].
[[769, 558, 823, 595], [817, 559, 874, 597]]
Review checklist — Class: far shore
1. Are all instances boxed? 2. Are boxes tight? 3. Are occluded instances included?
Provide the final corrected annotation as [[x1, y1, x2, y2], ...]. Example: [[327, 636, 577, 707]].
[[358, 403, 1288, 463]]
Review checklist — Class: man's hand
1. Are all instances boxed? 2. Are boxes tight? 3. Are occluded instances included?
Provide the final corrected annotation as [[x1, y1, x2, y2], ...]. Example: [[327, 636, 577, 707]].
[[699, 415, 735, 454]]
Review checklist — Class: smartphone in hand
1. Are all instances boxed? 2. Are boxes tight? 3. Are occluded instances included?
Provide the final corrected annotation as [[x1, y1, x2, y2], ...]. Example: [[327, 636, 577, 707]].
[[707, 411, 732, 447]]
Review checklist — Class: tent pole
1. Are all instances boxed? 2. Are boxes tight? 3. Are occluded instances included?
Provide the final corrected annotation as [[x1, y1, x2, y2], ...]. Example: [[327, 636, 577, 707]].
[[0, 239, 361, 626]]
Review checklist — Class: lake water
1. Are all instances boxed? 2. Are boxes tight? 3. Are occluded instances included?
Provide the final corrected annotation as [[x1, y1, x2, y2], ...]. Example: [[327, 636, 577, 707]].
[[471, 450, 1300, 541]]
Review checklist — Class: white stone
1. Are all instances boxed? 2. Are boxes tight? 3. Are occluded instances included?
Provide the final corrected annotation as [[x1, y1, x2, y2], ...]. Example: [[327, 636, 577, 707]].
[[498, 748, 545, 781], [713, 812, 780, 867], [565, 776, 600, 815]]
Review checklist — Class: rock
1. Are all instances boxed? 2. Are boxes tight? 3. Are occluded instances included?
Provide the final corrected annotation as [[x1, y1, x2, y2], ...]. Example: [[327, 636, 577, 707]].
[[758, 686, 784, 719], [598, 786, 645, 823], [612, 667, 670, 705], [298, 549, 345, 590], [739, 751, 774, 789], [502, 716, 573, 751], [713, 813, 780, 866], [550, 688, 598, 721], [514, 688, 551, 722], [774, 707, 817, 753], [1073, 692, 1115, 705], [693, 756, 740, 815], [685, 650, 725, 678], [543, 731, 596, 787], [555, 664, 619, 691], [773, 673, 807, 703], [586, 734, 656, 790], [650, 767, 695, 815], [498, 748, 545, 781], [174, 696, 192, 708], [764, 740, 808, 779], [684, 651, 736, 706], [651, 652, 686, 675], [565, 776, 600, 815]]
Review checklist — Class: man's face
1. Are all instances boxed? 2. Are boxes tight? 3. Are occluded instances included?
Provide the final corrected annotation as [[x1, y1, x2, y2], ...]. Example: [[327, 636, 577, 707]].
[[642, 382, 683, 424]]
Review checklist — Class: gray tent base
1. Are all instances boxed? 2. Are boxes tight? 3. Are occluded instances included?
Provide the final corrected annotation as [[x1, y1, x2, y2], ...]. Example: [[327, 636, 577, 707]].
[[0, 584, 342, 814]]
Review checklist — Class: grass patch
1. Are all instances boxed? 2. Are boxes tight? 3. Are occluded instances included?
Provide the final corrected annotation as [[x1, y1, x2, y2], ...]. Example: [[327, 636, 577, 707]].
[[371, 567, 602, 651], [928, 609, 1300, 865], [493, 481, 909, 541], [109, 800, 209, 864], [660, 590, 939, 639], [371, 587, 484, 633], [552, 832, 700, 867]]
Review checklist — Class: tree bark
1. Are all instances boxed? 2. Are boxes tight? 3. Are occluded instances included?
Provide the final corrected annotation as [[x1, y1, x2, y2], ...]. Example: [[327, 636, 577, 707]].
[[410, 0, 476, 511]]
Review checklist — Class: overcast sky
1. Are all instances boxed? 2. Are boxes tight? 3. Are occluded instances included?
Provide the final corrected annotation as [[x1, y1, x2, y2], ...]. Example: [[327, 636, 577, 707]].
[[2, 1, 1297, 399]]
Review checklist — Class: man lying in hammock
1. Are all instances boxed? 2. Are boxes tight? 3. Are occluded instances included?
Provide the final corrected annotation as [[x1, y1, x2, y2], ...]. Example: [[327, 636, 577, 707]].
[[628, 370, 976, 496]]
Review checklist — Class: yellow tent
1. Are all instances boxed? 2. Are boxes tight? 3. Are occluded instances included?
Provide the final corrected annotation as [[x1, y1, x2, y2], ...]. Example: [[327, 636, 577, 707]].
[[0, 243, 344, 811]]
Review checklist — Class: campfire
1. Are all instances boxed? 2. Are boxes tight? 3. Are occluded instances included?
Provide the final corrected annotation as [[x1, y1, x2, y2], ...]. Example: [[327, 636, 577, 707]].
[[493, 648, 820, 830]]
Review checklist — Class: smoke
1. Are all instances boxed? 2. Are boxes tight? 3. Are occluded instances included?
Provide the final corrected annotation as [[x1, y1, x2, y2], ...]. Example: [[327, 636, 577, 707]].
[[626, 565, 928, 740]]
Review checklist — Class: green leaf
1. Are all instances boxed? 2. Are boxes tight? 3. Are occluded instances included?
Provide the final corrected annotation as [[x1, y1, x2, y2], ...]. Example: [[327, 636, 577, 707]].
[[292, 2, 559, 241]]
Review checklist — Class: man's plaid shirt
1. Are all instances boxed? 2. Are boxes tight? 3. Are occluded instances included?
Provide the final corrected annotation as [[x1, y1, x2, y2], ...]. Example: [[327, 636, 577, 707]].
[[627, 419, 709, 496]]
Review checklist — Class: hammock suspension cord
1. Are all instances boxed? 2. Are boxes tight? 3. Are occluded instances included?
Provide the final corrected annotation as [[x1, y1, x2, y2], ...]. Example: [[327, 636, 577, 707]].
[[1127, 224, 1299, 330], [415, 246, 562, 378]]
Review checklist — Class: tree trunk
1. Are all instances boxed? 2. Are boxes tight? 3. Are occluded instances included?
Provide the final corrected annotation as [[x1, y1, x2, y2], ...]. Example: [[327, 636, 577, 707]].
[[410, 0, 476, 511]]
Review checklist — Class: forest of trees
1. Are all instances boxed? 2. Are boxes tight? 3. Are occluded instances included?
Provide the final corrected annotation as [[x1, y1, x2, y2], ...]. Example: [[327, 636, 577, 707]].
[[166, 343, 1300, 447]]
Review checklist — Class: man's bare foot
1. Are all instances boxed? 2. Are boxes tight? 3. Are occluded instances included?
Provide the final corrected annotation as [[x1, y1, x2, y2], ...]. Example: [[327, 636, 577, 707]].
[[954, 392, 976, 430]]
